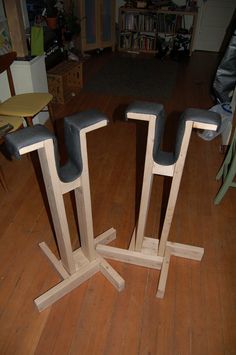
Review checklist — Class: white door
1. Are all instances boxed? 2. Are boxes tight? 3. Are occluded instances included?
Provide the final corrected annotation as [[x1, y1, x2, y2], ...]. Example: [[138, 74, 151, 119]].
[[194, 0, 236, 52]]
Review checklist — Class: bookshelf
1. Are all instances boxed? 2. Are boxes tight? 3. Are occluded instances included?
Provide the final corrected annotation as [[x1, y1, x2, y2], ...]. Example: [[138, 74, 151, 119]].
[[118, 6, 198, 55]]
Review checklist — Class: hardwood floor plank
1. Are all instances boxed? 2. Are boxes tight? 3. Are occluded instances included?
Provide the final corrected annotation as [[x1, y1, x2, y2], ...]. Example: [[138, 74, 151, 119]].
[[143, 260, 177, 355], [49, 283, 88, 355], [68, 272, 117, 355], [103, 264, 148, 355], [0, 211, 55, 354]]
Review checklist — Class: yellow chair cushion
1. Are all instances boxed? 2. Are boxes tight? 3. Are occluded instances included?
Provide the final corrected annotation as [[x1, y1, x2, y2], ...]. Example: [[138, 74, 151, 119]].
[[0, 115, 23, 132], [0, 93, 52, 117]]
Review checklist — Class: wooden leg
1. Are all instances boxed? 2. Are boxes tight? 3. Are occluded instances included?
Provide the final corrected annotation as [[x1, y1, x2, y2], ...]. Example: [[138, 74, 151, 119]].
[[128, 228, 136, 250], [214, 154, 236, 204], [35, 259, 100, 312], [216, 148, 232, 180], [24, 116, 33, 127], [48, 102, 54, 122], [156, 247, 171, 298], [38, 145, 77, 275], [135, 173, 154, 251], [99, 257, 125, 292], [0, 165, 8, 191], [135, 119, 156, 252], [158, 124, 193, 257], [35, 228, 124, 311], [75, 186, 95, 260], [96, 243, 163, 269], [96, 234, 204, 299], [74, 132, 97, 261]]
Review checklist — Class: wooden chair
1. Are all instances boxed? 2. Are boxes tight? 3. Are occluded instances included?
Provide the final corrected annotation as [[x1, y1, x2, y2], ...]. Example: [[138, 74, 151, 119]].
[[0, 52, 52, 127], [5, 110, 124, 311], [214, 126, 236, 204], [0, 115, 23, 191], [97, 101, 221, 298]]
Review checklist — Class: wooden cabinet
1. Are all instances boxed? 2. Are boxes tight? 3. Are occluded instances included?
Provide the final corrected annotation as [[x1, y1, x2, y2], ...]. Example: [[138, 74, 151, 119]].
[[78, 0, 115, 54], [118, 6, 198, 56]]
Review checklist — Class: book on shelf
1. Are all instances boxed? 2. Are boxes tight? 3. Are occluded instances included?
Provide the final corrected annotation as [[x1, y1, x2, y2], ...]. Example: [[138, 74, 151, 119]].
[[120, 11, 158, 32], [120, 31, 156, 51], [119, 5, 196, 54]]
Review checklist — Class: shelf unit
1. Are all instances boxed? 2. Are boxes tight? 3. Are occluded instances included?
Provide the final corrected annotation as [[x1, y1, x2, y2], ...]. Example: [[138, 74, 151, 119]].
[[118, 6, 198, 55]]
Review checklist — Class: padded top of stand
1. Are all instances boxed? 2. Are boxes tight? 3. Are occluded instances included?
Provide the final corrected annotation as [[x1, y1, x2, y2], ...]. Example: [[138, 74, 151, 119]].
[[125, 101, 167, 163], [5, 125, 56, 159], [126, 103, 221, 166], [173, 108, 221, 163], [154, 108, 221, 165], [125, 101, 164, 118], [60, 110, 108, 182], [5, 109, 108, 183]]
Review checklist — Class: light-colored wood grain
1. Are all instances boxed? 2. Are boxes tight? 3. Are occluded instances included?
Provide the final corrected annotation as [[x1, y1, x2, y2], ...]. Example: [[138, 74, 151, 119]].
[[35, 259, 100, 312], [97, 244, 163, 269], [156, 247, 171, 298], [13, 117, 122, 311], [0, 51, 235, 355], [98, 105, 216, 298]]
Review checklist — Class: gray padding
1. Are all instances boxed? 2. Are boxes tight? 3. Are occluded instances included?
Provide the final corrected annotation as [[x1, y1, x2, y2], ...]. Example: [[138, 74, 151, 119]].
[[5, 109, 108, 183], [5, 125, 56, 160], [125, 101, 164, 119], [174, 108, 221, 162], [61, 110, 108, 182], [126, 101, 168, 164], [155, 150, 175, 166], [126, 103, 221, 166]]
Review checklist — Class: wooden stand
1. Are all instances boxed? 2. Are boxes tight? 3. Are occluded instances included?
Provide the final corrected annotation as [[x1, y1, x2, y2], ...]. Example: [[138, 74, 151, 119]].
[[15, 119, 124, 311], [96, 108, 219, 298]]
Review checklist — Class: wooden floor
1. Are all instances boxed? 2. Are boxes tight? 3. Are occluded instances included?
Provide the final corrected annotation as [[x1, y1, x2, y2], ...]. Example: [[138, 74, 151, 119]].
[[0, 51, 236, 355]]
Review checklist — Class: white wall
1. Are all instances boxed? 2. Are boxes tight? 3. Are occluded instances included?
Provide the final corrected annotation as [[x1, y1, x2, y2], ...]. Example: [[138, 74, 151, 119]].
[[194, 0, 236, 52]]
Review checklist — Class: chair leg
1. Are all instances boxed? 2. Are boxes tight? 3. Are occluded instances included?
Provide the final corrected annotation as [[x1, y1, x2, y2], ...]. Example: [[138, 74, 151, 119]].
[[47, 103, 56, 131], [25, 116, 33, 127], [0, 165, 8, 191], [214, 154, 236, 204], [216, 146, 233, 180]]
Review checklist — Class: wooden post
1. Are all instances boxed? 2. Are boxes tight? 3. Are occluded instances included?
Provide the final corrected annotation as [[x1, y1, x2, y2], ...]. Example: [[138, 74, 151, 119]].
[[74, 136, 97, 262], [4, 0, 28, 58], [96, 111, 219, 299], [15, 119, 125, 311], [38, 140, 77, 275], [157, 121, 193, 257], [134, 118, 155, 251]]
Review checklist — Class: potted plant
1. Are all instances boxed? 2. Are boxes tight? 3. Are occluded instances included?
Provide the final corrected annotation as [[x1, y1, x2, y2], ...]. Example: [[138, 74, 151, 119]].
[[44, 0, 58, 29], [63, 0, 81, 42]]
